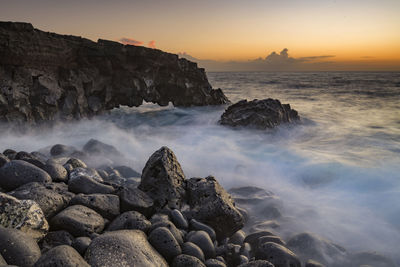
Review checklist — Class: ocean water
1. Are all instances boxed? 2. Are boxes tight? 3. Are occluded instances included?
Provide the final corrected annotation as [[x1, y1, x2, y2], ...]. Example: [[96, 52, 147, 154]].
[[1, 71, 400, 262]]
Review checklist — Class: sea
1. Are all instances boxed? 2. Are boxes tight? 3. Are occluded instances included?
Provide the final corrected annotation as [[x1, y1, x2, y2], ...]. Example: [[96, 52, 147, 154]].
[[1, 71, 400, 263]]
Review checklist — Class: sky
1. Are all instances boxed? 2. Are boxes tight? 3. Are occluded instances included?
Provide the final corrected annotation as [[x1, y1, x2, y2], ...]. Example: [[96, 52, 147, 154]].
[[0, 0, 399, 71]]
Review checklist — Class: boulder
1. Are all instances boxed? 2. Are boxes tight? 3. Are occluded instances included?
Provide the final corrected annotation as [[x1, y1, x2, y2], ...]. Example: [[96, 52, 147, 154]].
[[33, 245, 90, 267], [84, 230, 168, 267], [187, 230, 216, 259], [40, 230, 74, 252], [0, 22, 228, 124], [287, 232, 347, 266], [68, 175, 115, 195], [118, 186, 154, 216], [139, 146, 186, 209], [172, 254, 206, 267], [70, 194, 120, 220], [0, 193, 49, 240], [220, 99, 300, 129], [41, 163, 68, 183], [14, 151, 46, 169], [0, 226, 41, 267], [0, 160, 51, 191], [148, 227, 182, 262], [150, 220, 184, 245], [186, 176, 244, 240], [50, 144, 73, 156], [50, 205, 105, 237], [255, 242, 301, 267], [107, 211, 151, 233], [182, 242, 205, 262], [9, 182, 69, 218]]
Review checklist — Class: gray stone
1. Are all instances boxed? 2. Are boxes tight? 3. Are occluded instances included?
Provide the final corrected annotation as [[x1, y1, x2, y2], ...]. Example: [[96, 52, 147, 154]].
[[65, 158, 87, 169], [70, 194, 120, 220], [3, 149, 16, 160], [119, 186, 154, 216], [71, 237, 91, 255], [33, 245, 90, 267], [205, 259, 227, 267], [85, 230, 168, 267], [187, 230, 216, 259], [0, 226, 41, 267], [0, 193, 48, 240], [40, 230, 74, 252], [190, 219, 216, 242], [148, 227, 182, 262], [229, 230, 246, 245], [42, 163, 68, 183], [182, 242, 205, 262], [15, 151, 46, 169], [69, 167, 102, 182], [0, 160, 52, 191], [244, 231, 275, 250], [9, 182, 69, 218], [170, 209, 189, 229], [150, 220, 184, 244], [107, 211, 151, 233], [68, 175, 114, 195], [238, 260, 275, 267], [255, 242, 301, 267], [50, 205, 105, 237], [139, 146, 186, 209], [50, 144, 71, 156], [186, 176, 244, 240], [83, 139, 122, 157], [172, 254, 206, 267], [220, 99, 300, 129]]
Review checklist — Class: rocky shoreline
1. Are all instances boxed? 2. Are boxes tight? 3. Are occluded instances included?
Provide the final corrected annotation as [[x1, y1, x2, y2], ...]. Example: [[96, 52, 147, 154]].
[[0, 140, 395, 267]]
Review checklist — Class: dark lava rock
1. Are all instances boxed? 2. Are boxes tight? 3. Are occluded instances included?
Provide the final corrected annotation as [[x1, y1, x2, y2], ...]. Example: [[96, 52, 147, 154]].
[[0, 226, 41, 267], [0, 22, 228, 124], [3, 149, 17, 160], [258, 235, 286, 247], [171, 209, 189, 229], [40, 230, 74, 252], [71, 237, 91, 255], [14, 151, 46, 169], [50, 205, 105, 237], [190, 219, 217, 242], [187, 230, 216, 259], [150, 220, 184, 244], [68, 175, 114, 195], [0, 160, 52, 191], [139, 146, 186, 209], [148, 226, 182, 262], [65, 158, 87, 169], [83, 139, 122, 156], [220, 99, 300, 129], [107, 211, 151, 233], [70, 194, 120, 220], [113, 165, 141, 178], [305, 259, 325, 267], [238, 260, 275, 267], [50, 144, 71, 156], [69, 167, 102, 182], [182, 242, 206, 262], [244, 231, 275, 250], [0, 192, 49, 240], [33, 245, 90, 267], [172, 254, 206, 267], [0, 153, 9, 168], [255, 242, 301, 267], [186, 176, 244, 240], [85, 229, 168, 267], [205, 259, 227, 267], [118, 186, 154, 216], [229, 230, 246, 245], [9, 182, 69, 218], [42, 163, 68, 183], [287, 232, 347, 266]]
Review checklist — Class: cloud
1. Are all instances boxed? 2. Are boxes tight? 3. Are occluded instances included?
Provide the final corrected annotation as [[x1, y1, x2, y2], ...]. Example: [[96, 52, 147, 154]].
[[179, 49, 336, 71], [148, 40, 156, 48], [119, 37, 143, 46]]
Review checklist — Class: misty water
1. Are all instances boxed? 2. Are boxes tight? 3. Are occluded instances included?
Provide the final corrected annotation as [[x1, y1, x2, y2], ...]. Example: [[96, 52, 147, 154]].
[[1, 71, 400, 263]]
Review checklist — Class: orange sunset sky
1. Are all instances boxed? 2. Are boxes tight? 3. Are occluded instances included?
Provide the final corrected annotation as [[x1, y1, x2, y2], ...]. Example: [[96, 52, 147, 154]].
[[1, 0, 399, 71]]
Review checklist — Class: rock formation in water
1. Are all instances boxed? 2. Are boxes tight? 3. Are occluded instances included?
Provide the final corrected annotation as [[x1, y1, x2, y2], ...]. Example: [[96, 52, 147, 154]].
[[220, 98, 300, 129], [0, 21, 229, 123]]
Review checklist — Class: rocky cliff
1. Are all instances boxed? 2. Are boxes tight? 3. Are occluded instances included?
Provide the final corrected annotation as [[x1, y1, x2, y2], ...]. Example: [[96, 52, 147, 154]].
[[0, 22, 228, 123]]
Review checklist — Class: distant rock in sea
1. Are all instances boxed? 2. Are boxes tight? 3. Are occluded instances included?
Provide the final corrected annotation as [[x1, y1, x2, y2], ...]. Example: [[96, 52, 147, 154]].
[[220, 98, 300, 129], [0, 21, 228, 124]]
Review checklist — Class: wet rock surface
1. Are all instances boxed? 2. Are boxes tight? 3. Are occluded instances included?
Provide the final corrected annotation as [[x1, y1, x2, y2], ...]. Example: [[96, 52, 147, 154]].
[[0, 141, 395, 267], [220, 99, 300, 129], [0, 22, 228, 124]]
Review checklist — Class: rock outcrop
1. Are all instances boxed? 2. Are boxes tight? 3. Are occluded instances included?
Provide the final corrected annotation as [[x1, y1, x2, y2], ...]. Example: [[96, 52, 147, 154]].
[[220, 99, 300, 129], [0, 21, 229, 123]]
